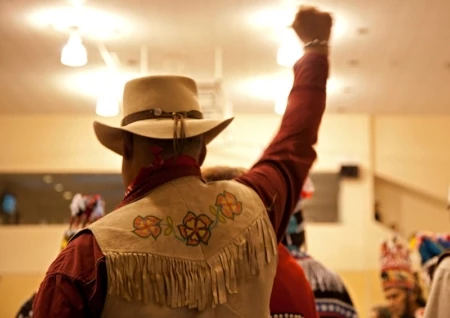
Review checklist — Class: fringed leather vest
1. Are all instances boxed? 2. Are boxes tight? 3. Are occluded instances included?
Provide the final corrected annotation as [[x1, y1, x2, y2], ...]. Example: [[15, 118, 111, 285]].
[[88, 176, 278, 317]]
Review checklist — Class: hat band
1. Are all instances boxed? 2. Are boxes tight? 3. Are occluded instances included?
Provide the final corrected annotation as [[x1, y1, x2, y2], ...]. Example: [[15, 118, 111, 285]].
[[121, 109, 204, 127]]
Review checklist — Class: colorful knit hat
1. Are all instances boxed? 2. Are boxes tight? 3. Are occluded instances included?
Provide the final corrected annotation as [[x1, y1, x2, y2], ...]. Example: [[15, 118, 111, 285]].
[[437, 234, 450, 249], [380, 237, 415, 290], [60, 193, 105, 250], [410, 232, 450, 287]]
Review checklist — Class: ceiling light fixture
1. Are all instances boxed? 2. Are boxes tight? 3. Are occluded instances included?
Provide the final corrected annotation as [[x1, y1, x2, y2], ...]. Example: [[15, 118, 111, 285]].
[[96, 95, 120, 117], [238, 72, 292, 101], [61, 34, 88, 67], [277, 45, 303, 67], [69, 0, 86, 6], [274, 96, 288, 115], [326, 78, 341, 94], [276, 28, 303, 67], [60, 69, 138, 99], [29, 6, 133, 41]]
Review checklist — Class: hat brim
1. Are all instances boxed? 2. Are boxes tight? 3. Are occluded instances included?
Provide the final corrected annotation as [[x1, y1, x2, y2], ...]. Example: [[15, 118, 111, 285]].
[[93, 117, 234, 155]]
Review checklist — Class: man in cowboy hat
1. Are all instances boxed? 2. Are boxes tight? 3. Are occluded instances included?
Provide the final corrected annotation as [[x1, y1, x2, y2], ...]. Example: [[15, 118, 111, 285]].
[[33, 5, 332, 317], [16, 194, 105, 318]]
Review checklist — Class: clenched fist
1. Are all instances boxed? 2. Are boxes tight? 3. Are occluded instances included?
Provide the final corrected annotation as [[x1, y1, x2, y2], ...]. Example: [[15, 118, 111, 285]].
[[292, 6, 333, 45]]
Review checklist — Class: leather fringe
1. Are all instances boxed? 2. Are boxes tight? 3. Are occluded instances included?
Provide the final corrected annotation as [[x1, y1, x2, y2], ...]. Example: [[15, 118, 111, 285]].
[[104, 215, 277, 311]]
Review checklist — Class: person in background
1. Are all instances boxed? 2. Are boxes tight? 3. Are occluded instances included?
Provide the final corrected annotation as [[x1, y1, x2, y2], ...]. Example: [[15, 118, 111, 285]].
[[15, 194, 105, 318], [33, 6, 332, 317], [409, 233, 450, 318], [374, 201, 382, 222], [409, 232, 450, 288], [379, 237, 425, 318], [0, 190, 19, 224], [202, 166, 319, 318], [423, 251, 450, 317], [283, 203, 358, 318]]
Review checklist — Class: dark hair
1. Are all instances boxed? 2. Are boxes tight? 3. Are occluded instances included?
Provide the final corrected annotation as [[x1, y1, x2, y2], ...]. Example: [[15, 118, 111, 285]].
[[202, 166, 247, 182]]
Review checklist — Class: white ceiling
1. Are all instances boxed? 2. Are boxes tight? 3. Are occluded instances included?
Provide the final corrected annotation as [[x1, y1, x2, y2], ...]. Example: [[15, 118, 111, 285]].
[[1, 0, 450, 115]]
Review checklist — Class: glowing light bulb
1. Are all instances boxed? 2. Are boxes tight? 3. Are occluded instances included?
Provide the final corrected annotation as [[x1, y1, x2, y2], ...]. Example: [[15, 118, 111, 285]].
[[277, 45, 303, 67], [61, 35, 87, 67], [276, 28, 303, 67], [274, 95, 288, 115], [96, 95, 120, 117]]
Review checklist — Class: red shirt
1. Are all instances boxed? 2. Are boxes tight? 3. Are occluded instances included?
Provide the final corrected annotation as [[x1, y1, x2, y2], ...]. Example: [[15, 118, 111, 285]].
[[33, 52, 328, 317], [271, 244, 319, 318]]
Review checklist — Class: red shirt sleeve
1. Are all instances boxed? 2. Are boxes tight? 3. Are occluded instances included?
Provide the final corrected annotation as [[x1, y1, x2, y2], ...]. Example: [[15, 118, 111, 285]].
[[33, 232, 107, 318], [236, 53, 329, 241]]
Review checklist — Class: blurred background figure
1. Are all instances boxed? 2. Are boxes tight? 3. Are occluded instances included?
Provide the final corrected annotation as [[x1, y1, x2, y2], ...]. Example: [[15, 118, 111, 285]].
[[15, 193, 105, 318], [379, 237, 426, 318], [1, 189, 19, 224], [283, 198, 358, 318]]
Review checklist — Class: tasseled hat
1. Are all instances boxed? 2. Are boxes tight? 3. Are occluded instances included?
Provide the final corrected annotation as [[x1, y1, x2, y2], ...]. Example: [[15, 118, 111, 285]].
[[380, 236, 415, 290], [60, 194, 105, 250]]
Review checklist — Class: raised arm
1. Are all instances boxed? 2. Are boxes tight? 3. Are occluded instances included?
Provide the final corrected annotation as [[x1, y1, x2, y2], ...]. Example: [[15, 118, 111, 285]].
[[236, 6, 332, 241]]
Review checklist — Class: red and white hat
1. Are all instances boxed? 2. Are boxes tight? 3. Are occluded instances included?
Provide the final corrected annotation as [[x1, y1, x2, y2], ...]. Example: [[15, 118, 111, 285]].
[[380, 237, 415, 290]]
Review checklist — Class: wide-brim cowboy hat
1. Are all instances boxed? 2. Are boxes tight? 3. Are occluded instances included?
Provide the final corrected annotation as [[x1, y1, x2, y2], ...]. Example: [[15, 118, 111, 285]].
[[94, 75, 234, 155]]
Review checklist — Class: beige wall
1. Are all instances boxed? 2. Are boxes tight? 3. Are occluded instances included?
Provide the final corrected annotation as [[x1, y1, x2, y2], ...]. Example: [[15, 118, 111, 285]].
[[0, 274, 45, 318], [0, 113, 371, 173], [0, 115, 122, 173], [375, 177, 449, 237], [3, 114, 448, 200], [0, 226, 65, 318], [374, 115, 450, 201]]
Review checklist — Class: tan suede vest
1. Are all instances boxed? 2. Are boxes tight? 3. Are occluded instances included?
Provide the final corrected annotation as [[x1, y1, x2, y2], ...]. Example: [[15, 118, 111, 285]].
[[88, 176, 278, 318]]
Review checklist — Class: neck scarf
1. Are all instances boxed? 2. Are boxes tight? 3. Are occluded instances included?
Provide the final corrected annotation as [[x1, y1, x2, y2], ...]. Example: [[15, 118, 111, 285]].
[[118, 147, 201, 209]]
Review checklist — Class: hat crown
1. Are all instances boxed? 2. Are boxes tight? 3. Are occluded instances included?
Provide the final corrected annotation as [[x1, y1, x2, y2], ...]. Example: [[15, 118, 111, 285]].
[[122, 75, 201, 117], [380, 237, 412, 272]]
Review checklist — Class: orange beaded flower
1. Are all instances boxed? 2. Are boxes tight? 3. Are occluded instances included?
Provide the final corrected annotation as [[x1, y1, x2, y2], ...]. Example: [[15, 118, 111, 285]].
[[178, 211, 213, 246], [215, 191, 243, 219], [132, 215, 162, 239]]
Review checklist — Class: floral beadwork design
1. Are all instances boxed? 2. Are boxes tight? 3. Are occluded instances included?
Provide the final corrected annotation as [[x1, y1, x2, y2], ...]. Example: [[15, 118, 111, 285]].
[[215, 191, 243, 220], [131, 190, 243, 246], [178, 212, 214, 246], [132, 215, 162, 239]]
